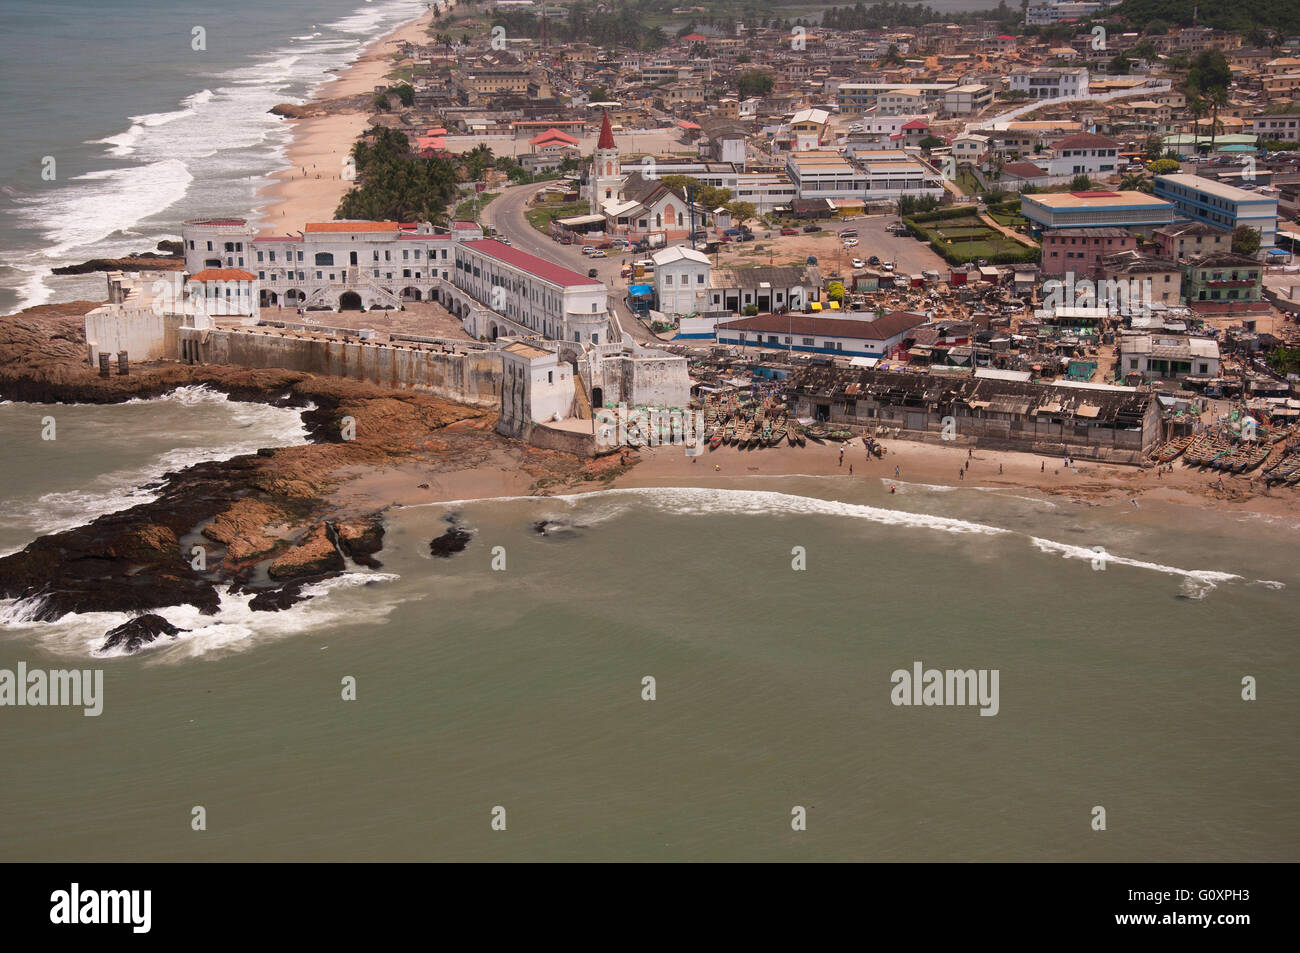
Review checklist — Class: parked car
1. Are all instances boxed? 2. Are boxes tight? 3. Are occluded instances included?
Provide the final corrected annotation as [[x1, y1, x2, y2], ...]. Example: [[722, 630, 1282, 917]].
[[867, 255, 881, 266], [737, 233, 755, 242], [587, 268, 600, 279], [803, 224, 824, 233], [724, 228, 742, 237], [806, 256, 818, 265], [780, 226, 798, 236], [843, 238, 859, 248], [688, 230, 707, 242], [581, 246, 594, 255], [590, 249, 607, 258], [882, 261, 894, 271], [498, 237, 511, 246], [851, 258, 866, 269]]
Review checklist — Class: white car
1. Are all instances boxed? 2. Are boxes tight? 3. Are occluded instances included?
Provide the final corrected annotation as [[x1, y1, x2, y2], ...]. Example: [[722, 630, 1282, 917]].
[[843, 238, 858, 248], [882, 262, 894, 271], [590, 249, 607, 258], [581, 246, 595, 255], [851, 258, 866, 269]]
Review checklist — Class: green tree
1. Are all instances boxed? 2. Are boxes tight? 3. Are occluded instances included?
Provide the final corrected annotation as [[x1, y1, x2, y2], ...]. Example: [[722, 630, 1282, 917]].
[[827, 281, 845, 303], [1109, 52, 1132, 75], [1070, 173, 1093, 191], [1187, 50, 1232, 153], [736, 70, 774, 98], [1231, 225, 1261, 257], [725, 200, 757, 224]]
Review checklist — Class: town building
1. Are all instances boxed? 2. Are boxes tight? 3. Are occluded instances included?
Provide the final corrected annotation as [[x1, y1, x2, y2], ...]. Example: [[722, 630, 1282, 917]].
[[1152, 173, 1279, 250], [1008, 66, 1089, 100], [1020, 191, 1176, 233], [1041, 132, 1120, 177], [715, 311, 928, 357], [1040, 228, 1136, 275], [652, 245, 711, 317], [1117, 334, 1220, 381]]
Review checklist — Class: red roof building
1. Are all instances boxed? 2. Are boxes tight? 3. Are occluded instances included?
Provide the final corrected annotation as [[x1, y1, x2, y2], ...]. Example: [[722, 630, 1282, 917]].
[[462, 239, 598, 288]]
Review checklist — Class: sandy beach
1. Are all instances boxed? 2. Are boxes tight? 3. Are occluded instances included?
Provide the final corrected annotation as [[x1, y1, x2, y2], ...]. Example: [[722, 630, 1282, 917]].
[[255, 7, 438, 231]]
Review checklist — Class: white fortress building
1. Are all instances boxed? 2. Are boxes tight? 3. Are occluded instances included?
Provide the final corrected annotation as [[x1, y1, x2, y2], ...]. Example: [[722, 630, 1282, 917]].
[[180, 217, 614, 345]]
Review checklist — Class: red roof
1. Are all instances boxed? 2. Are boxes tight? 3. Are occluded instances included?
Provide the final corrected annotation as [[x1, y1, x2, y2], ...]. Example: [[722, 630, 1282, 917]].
[[1055, 132, 1119, 150], [901, 119, 929, 130], [464, 239, 600, 288], [681, 33, 707, 42], [189, 268, 256, 282], [1070, 190, 1120, 198], [529, 128, 580, 146], [597, 109, 616, 150]]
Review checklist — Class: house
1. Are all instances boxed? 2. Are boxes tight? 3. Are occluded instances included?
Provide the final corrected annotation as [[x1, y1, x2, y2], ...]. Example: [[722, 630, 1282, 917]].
[[1153, 221, 1231, 262], [652, 245, 711, 317], [1117, 334, 1220, 381], [1042, 132, 1120, 177], [1098, 251, 1183, 308], [715, 311, 928, 357], [1008, 66, 1089, 99], [1040, 228, 1136, 276], [944, 83, 994, 115], [1182, 252, 1263, 305]]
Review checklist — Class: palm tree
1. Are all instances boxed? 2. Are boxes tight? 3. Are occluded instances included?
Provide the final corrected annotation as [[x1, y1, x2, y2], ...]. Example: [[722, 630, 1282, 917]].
[[1120, 172, 1146, 192], [1186, 95, 1207, 156]]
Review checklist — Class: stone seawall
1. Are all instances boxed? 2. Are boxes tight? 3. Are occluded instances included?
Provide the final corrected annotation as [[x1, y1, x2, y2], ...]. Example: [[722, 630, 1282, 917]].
[[180, 327, 501, 408]]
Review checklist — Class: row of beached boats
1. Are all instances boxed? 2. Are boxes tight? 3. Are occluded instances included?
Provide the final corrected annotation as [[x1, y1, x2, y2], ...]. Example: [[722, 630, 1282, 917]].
[[1262, 448, 1300, 486], [1152, 427, 1280, 473]]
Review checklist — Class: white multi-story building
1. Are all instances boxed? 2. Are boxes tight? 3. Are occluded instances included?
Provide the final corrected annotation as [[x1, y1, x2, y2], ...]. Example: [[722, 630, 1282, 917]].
[[182, 218, 464, 311], [1043, 132, 1120, 177], [652, 245, 711, 318], [785, 151, 945, 204], [182, 218, 613, 345], [1009, 67, 1090, 100], [944, 84, 994, 115], [453, 239, 612, 345]]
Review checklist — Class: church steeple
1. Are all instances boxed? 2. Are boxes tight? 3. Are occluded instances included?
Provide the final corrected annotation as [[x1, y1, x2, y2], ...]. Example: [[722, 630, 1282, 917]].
[[597, 109, 616, 150]]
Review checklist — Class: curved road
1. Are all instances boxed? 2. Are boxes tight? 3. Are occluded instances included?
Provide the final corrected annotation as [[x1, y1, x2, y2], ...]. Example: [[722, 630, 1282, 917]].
[[479, 182, 664, 347]]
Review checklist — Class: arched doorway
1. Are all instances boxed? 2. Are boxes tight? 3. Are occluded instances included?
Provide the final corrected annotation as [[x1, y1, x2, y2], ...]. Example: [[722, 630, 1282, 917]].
[[401, 287, 422, 301], [489, 325, 499, 341], [591, 386, 603, 409], [339, 291, 363, 311]]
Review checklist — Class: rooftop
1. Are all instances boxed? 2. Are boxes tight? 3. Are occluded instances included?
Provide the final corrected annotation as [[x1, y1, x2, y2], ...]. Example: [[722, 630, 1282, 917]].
[[462, 239, 602, 289]]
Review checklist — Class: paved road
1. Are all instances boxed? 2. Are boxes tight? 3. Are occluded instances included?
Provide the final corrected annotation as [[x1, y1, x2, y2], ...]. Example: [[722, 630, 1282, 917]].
[[480, 182, 664, 346]]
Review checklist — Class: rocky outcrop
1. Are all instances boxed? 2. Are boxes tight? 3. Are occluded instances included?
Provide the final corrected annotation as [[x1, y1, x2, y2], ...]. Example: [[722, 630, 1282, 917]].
[[335, 515, 385, 568], [268, 523, 345, 580], [429, 516, 472, 558], [52, 254, 183, 276], [101, 614, 187, 654]]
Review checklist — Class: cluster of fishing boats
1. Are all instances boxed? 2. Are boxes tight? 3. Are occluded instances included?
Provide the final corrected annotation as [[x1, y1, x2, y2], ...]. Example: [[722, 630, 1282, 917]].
[[696, 393, 862, 450], [1151, 424, 1296, 474]]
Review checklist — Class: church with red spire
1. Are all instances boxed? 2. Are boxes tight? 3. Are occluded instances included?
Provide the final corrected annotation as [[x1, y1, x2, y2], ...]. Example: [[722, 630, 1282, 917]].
[[587, 110, 624, 214]]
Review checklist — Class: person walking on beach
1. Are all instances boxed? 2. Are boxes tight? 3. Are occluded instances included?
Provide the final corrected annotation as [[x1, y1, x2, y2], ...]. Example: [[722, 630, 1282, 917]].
[[849, 464, 853, 476], [959, 468, 964, 480], [839, 448, 844, 466], [999, 463, 1003, 474], [1041, 461, 1045, 473], [894, 464, 899, 477]]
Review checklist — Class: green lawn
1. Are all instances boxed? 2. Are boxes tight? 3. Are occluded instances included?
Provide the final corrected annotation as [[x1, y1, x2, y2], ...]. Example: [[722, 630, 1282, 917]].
[[454, 191, 497, 223], [525, 201, 589, 234]]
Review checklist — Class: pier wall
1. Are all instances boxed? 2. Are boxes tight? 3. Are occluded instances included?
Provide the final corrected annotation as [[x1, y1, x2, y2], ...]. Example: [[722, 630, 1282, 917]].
[[179, 327, 501, 407]]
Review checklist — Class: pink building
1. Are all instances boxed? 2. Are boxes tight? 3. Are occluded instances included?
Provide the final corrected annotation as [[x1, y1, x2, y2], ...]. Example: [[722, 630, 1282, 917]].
[[1040, 227, 1136, 275]]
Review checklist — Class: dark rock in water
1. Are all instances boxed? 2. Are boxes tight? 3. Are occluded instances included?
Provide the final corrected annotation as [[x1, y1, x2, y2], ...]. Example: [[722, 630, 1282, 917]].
[[247, 582, 314, 612], [429, 525, 472, 557], [533, 519, 582, 539], [268, 522, 346, 580], [101, 614, 186, 654]]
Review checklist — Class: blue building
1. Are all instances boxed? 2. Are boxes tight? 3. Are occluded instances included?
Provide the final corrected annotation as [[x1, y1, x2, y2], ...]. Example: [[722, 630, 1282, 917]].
[[1152, 173, 1278, 250]]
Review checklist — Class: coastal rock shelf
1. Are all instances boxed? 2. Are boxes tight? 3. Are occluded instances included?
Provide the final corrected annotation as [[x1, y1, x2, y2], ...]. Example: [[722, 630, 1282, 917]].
[[0, 302, 598, 654]]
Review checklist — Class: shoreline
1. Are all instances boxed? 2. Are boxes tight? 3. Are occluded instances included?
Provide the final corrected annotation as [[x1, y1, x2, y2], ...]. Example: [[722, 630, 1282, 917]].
[[255, 6, 438, 231]]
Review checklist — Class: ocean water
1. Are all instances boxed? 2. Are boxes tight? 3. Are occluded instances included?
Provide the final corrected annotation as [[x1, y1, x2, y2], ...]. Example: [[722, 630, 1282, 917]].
[[0, 0, 429, 314], [0, 415, 1296, 859]]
